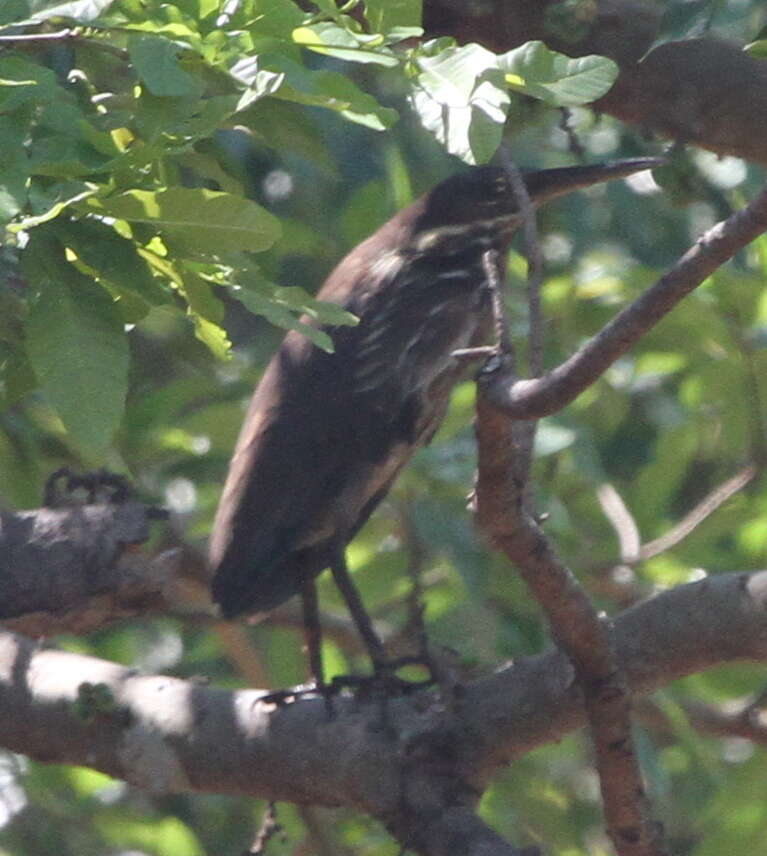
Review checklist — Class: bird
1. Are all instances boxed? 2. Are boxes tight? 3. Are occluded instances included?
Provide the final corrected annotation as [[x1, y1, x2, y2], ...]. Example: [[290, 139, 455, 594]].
[[209, 157, 659, 680]]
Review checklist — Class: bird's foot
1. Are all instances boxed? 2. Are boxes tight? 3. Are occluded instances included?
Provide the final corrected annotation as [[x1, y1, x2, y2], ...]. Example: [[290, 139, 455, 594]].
[[257, 680, 338, 717], [325, 655, 435, 701], [255, 656, 436, 716]]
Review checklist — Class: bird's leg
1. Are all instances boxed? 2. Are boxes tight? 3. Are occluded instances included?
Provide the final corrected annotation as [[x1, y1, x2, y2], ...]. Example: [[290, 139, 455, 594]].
[[300, 578, 335, 717], [300, 578, 325, 688], [329, 554, 434, 699], [329, 553, 386, 670], [259, 581, 335, 710]]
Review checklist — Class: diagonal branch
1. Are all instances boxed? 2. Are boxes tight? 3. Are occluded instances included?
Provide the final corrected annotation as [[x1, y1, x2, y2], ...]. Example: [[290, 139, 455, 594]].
[[479, 185, 767, 419], [473, 393, 668, 855], [638, 463, 757, 562]]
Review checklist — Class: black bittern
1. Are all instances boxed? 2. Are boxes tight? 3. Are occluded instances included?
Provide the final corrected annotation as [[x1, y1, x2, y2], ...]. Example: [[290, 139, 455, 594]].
[[209, 157, 658, 682]]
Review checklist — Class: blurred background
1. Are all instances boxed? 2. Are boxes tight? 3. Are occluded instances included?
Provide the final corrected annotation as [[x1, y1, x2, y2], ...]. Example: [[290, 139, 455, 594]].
[[2, 0, 767, 854]]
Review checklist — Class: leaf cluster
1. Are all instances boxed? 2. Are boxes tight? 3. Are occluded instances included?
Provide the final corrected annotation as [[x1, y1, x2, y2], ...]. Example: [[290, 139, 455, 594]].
[[2, 1, 767, 855], [0, 0, 619, 455]]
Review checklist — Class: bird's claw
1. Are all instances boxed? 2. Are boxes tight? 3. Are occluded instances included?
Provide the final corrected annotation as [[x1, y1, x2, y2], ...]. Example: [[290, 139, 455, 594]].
[[331, 654, 436, 700], [257, 680, 337, 710], [256, 656, 435, 711]]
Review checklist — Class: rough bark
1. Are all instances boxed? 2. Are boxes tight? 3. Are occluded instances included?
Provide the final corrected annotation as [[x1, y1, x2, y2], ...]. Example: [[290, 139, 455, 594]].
[[0, 502, 174, 636], [423, 0, 767, 166], [2, 571, 766, 851]]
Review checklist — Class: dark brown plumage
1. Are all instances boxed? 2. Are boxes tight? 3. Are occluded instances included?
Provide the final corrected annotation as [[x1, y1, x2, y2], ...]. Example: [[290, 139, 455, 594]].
[[210, 158, 658, 620]]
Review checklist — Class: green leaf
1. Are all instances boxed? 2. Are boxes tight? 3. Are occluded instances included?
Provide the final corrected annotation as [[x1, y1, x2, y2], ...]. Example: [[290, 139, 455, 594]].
[[82, 188, 282, 254], [226, 0, 303, 36], [0, 1, 29, 26], [416, 42, 498, 105], [412, 43, 509, 164], [497, 41, 618, 106], [384, 25, 424, 43], [175, 151, 244, 194], [130, 90, 239, 143], [114, 17, 201, 46], [228, 59, 285, 111], [292, 22, 399, 67], [135, 252, 230, 358], [8, 186, 96, 231], [52, 218, 171, 313], [233, 270, 357, 352], [28, 136, 113, 178], [235, 286, 334, 352], [128, 34, 201, 97], [241, 99, 336, 170], [271, 285, 358, 327], [534, 423, 576, 456], [309, 70, 398, 129], [0, 349, 37, 409], [177, 269, 225, 324], [260, 54, 397, 130], [25, 0, 117, 23], [0, 56, 57, 110], [23, 236, 128, 456], [191, 314, 231, 360], [340, 179, 391, 247], [0, 116, 29, 223], [93, 814, 203, 856]]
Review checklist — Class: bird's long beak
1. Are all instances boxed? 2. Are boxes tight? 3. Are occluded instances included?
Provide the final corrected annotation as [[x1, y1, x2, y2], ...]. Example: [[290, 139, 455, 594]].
[[524, 157, 663, 205]]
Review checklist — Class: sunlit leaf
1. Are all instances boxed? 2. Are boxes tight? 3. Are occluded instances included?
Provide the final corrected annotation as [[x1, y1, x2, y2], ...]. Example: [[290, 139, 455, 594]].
[[412, 43, 508, 163], [498, 41, 618, 105], [293, 22, 399, 67], [82, 188, 281, 254], [25, 0, 117, 24]]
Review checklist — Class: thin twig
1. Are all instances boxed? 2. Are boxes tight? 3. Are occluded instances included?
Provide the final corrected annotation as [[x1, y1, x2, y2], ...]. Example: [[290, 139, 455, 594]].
[[636, 695, 767, 745], [558, 108, 587, 160], [0, 28, 81, 42], [451, 345, 497, 361], [638, 463, 757, 561], [495, 151, 546, 502], [597, 483, 641, 563], [498, 149, 545, 377], [482, 249, 514, 357], [589, 464, 758, 594], [480, 184, 767, 418], [0, 27, 129, 58]]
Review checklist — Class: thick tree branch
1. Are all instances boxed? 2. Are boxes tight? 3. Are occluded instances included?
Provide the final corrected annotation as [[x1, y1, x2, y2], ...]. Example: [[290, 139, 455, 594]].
[[0, 503, 175, 636], [423, 0, 767, 166], [2, 571, 766, 853], [479, 183, 767, 418], [473, 401, 666, 855]]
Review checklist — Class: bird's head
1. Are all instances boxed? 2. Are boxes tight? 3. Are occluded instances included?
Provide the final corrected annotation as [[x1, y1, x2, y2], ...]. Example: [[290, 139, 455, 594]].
[[408, 157, 661, 254]]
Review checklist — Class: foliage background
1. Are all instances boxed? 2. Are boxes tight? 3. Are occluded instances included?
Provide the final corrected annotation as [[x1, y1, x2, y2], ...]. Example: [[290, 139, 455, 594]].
[[2, 0, 767, 854]]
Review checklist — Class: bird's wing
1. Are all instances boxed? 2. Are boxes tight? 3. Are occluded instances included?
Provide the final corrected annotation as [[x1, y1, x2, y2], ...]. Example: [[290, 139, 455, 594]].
[[209, 313, 421, 616], [210, 249, 486, 617]]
